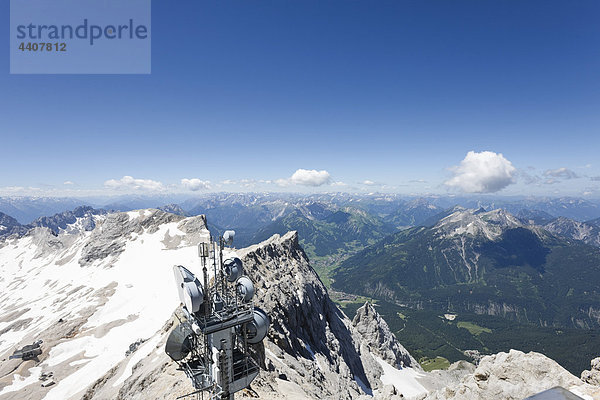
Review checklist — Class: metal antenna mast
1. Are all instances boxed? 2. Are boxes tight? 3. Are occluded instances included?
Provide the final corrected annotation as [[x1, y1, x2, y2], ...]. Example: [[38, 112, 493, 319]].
[[166, 228, 269, 400]]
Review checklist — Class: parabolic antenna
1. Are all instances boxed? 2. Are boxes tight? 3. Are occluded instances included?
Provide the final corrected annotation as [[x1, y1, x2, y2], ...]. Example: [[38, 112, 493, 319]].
[[173, 265, 204, 313], [165, 322, 194, 361], [223, 230, 236, 246], [223, 257, 243, 282], [236, 276, 255, 302], [246, 308, 270, 344]]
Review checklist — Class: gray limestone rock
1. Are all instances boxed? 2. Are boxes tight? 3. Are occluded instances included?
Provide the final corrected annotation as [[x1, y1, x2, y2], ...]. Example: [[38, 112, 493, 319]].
[[29, 206, 106, 235], [352, 302, 420, 370], [0, 211, 28, 238], [417, 360, 476, 394], [0, 206, 108, 240], [581, 357, 600, 386], [78, 209, 186, 266], [419, 349, 599, 400]]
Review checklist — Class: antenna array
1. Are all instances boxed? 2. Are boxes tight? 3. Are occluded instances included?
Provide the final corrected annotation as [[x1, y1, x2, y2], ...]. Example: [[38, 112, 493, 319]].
[[165, 230, 269, 400]]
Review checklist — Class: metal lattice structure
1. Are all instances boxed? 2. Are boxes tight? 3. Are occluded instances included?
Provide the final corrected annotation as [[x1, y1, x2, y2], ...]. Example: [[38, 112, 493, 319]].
[[165, 230, 269, 400]]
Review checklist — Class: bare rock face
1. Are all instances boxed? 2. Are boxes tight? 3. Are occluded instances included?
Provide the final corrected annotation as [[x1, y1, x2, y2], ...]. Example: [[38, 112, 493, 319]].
[[78, 210, 186, 266], [581, 357, 600, 386], [420, 349, 600, 400], [352, 302, 419, 370], [237, 231, 383, 399], [417, 360, 476, 394], [544, 217, 600, 248], [0, 206, 107, 240], [0, 211, 28, 238], [29, 206, 107, 235]]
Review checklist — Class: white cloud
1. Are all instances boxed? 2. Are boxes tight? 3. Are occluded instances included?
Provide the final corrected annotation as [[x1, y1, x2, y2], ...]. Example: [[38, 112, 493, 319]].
[[104, 176, 164, 191], [362, 180, 377, 186], [0, 186, 38, 195], [239, 179, 258, 188], [331, 181, 347, 187], [63, 181, 75, 185], [288, 169, 331, 186], [0, 185, 112, 197], [181, 178, 211, 191], [275, 178, 291, 187], [445, 151, 516, 193], [219, 179, 272, 188], [518, 170, 541, 185], [543, 167, 578, 180], [3, 186, 26, 192]]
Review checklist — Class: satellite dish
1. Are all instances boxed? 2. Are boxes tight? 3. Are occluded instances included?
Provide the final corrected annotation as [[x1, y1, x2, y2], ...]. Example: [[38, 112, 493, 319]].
[[246, 308, 270, 344], [236, 276, 255, 302], [223, 230, 236, 246], [165, 322, 194, 361], [173, 265, 204, 313], [223, 258, 243, 282]]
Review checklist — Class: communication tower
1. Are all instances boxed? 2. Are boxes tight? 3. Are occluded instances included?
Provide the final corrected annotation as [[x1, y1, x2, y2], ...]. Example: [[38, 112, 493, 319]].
[[165, 230, 269, 400]]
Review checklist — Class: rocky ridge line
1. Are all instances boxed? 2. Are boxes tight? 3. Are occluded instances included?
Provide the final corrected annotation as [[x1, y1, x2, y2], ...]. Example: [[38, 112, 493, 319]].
[[81, 230, 437, 400]]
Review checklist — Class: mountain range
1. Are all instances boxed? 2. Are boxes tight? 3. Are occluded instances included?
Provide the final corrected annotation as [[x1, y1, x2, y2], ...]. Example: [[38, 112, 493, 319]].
[[542, 216, 600, 248], [250, 207, 396, 257], [1, 208, 599, 399], [0, 208, 444, 399], [332, 207, 600, 330], [0, 206, 105, 238], [3, 193, 600, 224]]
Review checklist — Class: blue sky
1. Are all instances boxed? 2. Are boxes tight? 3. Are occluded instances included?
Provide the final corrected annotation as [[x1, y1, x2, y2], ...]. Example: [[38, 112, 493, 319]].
[[1, 0, 599, 197]]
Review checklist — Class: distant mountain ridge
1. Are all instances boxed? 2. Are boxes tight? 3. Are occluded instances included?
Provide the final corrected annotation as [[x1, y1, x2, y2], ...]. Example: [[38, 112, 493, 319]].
[[2, 194, 600, 267], [333, 207, 600, 329], [0, 211, 27, 236], [157, 203, 188, 216], [382, 199, 443, 229], [515, 209, 556, 225], [0, 206, 107, 238], [542, 216, 600, 248], [250, 206, 396, 257], [0, 197, 91, 224]]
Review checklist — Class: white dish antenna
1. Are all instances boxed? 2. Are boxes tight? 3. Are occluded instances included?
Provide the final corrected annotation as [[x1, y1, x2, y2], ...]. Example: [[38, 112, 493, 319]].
[[236, 276, 255, 302], [173, 265, 204, 313]]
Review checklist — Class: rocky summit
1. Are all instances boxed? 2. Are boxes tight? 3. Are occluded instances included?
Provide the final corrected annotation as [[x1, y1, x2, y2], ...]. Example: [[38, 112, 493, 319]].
[[420, 350, 600, 400], [0, 208, 599, 399], [0, 209, 437, 400], [77, 231, 438, 400]]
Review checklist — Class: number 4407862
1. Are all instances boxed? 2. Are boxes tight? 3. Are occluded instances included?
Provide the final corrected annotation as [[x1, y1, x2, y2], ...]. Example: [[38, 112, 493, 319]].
[[18, 42, 66, 52]]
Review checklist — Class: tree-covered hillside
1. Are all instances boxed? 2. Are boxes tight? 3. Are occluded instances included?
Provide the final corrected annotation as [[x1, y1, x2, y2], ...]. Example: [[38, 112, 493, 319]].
[[333, 209, 600, 329]]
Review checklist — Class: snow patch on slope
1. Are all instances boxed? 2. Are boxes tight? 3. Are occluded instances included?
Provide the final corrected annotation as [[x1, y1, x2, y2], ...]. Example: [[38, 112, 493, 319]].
[[374, 355, 427, 398], [0, 210, 210, 399], [0, 367, 42, 395]]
